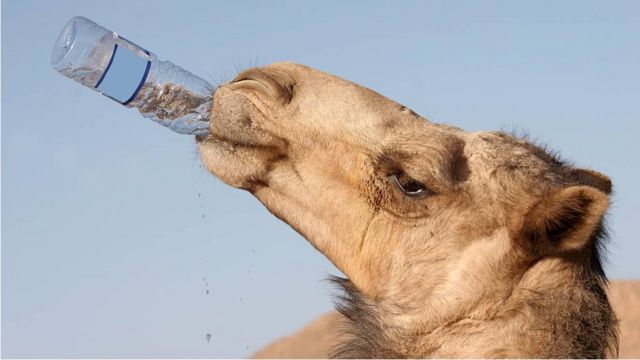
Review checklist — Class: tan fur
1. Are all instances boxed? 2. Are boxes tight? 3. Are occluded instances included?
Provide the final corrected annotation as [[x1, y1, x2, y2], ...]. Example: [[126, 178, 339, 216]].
[[196, 62, 618, 358]]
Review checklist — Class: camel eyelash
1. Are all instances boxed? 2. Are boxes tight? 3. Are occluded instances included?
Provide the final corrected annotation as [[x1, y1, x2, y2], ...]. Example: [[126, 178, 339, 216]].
[[387, 171, 432, 199]]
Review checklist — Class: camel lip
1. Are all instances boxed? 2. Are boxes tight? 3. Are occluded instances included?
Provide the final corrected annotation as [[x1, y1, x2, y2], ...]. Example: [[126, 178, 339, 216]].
[[196, 85, 287, 152]]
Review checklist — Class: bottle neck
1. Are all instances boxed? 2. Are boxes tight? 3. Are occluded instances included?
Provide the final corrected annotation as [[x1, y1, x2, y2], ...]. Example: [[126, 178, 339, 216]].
[[126, 59, 213, 135]]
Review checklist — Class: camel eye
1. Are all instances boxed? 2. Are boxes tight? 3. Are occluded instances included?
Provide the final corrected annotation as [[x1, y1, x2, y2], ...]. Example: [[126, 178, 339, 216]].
[[388, 172, 431, 198]]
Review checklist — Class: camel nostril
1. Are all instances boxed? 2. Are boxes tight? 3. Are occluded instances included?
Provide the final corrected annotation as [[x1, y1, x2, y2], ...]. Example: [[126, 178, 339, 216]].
[[229, 68, 293, 104], [228, 78, 275, 98]]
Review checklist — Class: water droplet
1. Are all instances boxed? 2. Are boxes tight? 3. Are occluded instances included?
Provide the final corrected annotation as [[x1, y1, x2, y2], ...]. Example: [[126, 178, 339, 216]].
[[201, 213, 205, 219], [198, 192, 202, 198], [206, 289, 210, 295], [206, 333, 212, 343]]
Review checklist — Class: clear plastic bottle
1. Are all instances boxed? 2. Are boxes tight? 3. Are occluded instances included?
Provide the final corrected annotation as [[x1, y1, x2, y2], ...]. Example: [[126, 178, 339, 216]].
[[51, 16, 212, 136]]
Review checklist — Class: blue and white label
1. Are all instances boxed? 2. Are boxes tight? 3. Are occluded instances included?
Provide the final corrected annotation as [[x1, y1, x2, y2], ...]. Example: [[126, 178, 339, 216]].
[[95, 44, 151, 105]]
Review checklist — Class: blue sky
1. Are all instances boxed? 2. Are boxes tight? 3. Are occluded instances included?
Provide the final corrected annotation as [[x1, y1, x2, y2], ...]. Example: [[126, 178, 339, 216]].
[[2, 0, 639, 358]]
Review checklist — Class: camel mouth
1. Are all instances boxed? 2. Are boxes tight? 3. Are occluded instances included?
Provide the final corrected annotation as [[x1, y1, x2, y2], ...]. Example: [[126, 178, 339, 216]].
[[195, 67, 295, 153], [196, 71, 287, 156]]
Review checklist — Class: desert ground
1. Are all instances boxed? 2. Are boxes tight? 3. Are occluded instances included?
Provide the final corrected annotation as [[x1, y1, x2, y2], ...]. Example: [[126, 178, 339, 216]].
[[253, 280, 640, 358]]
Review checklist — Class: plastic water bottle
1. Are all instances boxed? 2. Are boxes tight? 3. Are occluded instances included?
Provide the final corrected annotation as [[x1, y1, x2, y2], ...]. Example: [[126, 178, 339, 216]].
[[51, 16, 212, 136]]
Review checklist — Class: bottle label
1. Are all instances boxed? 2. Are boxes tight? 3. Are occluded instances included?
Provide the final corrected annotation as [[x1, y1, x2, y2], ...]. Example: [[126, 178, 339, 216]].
[[95, 44, 151, 105]]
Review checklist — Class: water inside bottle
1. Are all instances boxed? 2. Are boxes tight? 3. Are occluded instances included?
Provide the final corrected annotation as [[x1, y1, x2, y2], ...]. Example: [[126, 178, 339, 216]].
[[52, 16, 214, 136]]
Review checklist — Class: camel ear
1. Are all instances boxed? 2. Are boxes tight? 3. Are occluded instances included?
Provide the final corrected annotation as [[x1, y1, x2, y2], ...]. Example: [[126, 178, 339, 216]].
[[568, 168, 612, 195], [517, 186, 609, 254]]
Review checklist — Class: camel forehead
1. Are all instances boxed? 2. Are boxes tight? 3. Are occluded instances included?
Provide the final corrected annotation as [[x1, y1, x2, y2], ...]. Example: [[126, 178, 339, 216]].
[[266, 65, 545, 155], [245, 63, 563, 178], [467, 131, 566, 174]]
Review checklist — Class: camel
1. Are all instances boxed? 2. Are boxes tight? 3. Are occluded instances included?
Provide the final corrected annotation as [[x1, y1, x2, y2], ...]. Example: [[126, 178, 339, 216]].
[[196, 62, 619, 358]]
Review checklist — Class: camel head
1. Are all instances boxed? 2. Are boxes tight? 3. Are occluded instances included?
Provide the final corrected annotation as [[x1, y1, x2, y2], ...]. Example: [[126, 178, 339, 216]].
[[197, 62, 616, 357]]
